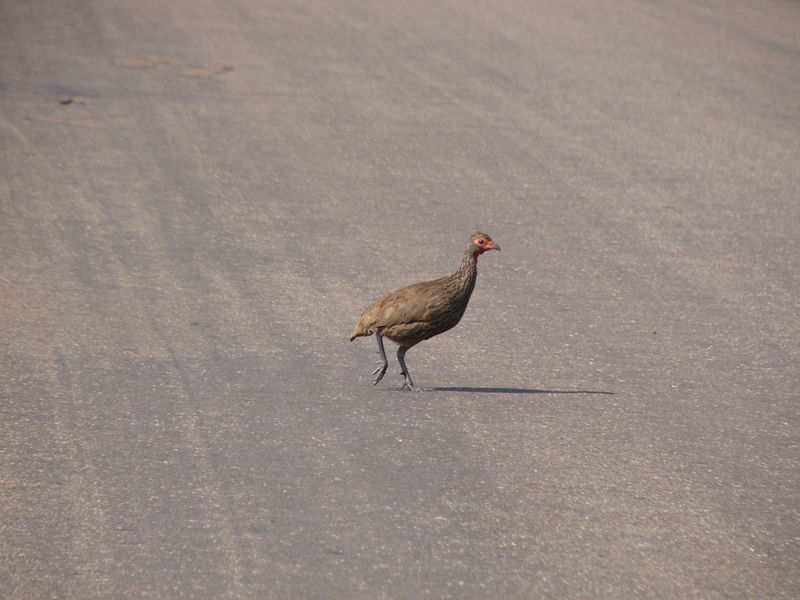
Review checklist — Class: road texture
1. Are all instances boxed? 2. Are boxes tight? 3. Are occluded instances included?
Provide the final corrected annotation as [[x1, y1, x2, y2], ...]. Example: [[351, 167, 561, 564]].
[[1, 1, 798, 598]]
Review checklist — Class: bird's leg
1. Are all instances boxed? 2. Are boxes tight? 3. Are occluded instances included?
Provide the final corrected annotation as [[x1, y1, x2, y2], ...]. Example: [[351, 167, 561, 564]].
[[397, 346, 424, 391], [372, 331, 388, 385]]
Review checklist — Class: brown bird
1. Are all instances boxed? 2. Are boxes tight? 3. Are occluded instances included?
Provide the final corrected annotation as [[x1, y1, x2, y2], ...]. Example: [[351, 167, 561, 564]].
[[350, 232, 500, 391]]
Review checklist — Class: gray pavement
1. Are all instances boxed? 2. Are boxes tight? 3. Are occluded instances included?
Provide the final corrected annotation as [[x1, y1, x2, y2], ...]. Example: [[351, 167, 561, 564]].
[[1, 0, 798, 598]]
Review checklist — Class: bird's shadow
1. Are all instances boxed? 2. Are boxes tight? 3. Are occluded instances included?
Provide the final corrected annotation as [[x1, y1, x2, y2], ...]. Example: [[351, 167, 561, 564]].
[[429, 386, 614, 395]]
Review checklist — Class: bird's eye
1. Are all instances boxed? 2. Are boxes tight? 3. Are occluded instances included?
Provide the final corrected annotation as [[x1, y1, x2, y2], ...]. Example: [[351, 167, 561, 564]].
[[476, 238, 487, 246]]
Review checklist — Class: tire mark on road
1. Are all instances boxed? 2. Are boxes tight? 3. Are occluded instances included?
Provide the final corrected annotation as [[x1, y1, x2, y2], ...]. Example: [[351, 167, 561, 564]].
[[113, 52, 233, 78]]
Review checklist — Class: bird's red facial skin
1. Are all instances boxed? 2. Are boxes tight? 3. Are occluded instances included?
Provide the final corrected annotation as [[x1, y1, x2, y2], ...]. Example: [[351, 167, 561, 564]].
[[474, 237, 496, 253]]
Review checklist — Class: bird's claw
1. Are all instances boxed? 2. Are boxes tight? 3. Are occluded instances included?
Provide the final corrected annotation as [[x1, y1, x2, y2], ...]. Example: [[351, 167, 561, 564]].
[[399, 372, 424, 391], [400, 381, 426, 392], [372, 362, 388, 385]]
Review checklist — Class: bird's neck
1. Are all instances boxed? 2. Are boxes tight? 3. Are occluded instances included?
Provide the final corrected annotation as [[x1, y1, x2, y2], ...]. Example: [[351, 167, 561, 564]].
[[453, 251, 479, 292]]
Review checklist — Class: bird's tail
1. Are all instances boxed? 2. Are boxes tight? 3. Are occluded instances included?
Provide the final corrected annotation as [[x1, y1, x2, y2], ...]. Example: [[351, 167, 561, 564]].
[[349, 319, 373, 341]]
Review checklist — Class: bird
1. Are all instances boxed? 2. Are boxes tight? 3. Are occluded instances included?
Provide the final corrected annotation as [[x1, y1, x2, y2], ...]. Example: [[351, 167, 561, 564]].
[[349, 232, 500, 391]]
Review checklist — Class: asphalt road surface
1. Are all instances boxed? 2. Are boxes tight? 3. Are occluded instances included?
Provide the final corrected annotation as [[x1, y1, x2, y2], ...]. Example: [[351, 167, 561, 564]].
[[2, 1, 798, 598]]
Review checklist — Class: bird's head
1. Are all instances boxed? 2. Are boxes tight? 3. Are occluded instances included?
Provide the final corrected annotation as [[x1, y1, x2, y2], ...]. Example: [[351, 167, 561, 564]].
[[469, 232, 500, 257]]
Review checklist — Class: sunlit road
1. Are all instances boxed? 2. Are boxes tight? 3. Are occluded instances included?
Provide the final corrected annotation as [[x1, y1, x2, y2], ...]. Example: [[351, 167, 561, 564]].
[[2, 1, 798, 598]]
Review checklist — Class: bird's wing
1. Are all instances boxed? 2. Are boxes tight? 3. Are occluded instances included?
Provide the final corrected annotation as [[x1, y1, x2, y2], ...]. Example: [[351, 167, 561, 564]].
[[369, 279, 455, 327]]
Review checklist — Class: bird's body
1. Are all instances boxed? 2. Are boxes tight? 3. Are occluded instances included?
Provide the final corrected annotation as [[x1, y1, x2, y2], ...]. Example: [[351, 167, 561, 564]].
[[350, 232, 500, 390]]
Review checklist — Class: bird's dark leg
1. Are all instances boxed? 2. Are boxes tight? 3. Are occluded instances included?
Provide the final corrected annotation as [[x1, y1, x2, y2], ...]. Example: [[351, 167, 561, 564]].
[[372, 331, 388, 385], [397, 346, 423, 391]]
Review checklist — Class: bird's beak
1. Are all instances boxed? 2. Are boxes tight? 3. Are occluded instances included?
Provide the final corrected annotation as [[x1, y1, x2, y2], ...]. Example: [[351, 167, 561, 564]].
[[489, 241, 500, 251]]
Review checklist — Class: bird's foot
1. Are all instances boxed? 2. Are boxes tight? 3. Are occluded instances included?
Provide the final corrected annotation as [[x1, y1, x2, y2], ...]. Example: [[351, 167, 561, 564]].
[[372, 361, 388, 385], [400, 382, 428, 392], [400, 372, 426, 392]]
